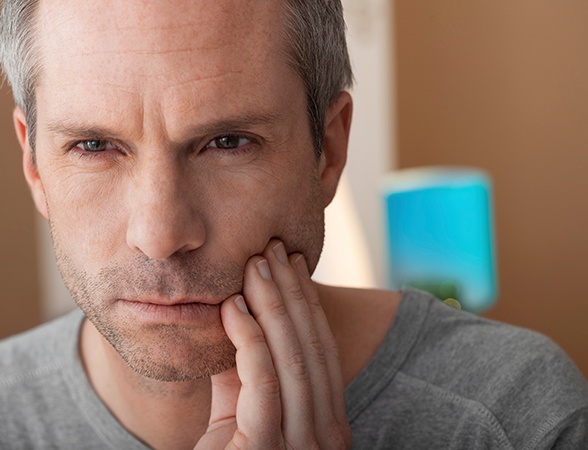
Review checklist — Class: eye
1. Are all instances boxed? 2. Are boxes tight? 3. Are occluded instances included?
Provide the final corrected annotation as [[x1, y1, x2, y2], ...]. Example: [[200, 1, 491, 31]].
[[76, 140, 116, 152], [206, 135, 252, 151]]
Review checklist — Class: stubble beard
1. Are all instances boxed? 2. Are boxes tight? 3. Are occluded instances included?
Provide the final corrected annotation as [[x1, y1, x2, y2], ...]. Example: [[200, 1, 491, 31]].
[[51, 231, 241, 381], [46, 188, 326, 382]]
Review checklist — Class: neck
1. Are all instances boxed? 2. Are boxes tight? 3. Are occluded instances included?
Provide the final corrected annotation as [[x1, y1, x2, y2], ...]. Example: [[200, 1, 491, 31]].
[[316, 284, 400, 385], [79, 283, 400, 449], [80, 319, 211, 450]]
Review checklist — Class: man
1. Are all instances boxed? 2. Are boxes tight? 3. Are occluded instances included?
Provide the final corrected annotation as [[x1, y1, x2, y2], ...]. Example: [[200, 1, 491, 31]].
[[0, 0, 586, 448]]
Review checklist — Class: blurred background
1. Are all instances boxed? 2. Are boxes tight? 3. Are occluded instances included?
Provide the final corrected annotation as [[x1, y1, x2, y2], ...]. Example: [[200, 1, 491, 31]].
[[1, 0, 587, 377]]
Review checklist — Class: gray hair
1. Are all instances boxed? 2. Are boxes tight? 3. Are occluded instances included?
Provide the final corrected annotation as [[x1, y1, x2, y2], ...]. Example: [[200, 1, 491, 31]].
[[282, 0, 354, 155], [0, 0, 353, 155], [0, 0, 40, 152]]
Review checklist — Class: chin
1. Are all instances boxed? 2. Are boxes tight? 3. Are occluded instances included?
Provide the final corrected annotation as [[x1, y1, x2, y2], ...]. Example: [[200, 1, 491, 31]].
[[124, 344, 237, 382], [99, 318, 237, 381]]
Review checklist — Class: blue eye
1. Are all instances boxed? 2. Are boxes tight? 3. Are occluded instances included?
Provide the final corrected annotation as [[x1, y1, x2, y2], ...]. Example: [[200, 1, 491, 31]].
[[77, 140, 116, 152], [207, 135, 251, 150]]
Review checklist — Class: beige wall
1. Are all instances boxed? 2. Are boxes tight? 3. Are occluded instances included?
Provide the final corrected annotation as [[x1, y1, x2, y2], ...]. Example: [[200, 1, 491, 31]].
[[0, 84, 41, 338], [395, 0, 588, 376]]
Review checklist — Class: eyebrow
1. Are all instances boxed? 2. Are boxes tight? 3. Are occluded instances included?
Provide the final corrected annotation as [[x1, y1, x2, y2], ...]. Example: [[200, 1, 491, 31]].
[[46, 122, 120, 139], [184, 112, 283, 137], [45, 111, 284, 142]]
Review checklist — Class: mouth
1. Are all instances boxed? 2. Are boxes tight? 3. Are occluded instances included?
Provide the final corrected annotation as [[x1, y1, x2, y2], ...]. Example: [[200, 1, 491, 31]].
[[122, 296, 223, 306], [118, 298, 223, 324]]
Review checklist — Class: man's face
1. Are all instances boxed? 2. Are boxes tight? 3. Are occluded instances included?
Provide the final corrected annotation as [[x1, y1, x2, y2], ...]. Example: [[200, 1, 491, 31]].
[[22, 0, 344, 381]]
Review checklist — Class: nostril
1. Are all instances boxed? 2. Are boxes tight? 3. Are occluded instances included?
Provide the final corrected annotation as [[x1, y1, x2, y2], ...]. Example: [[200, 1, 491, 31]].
[[126, 205, 206, 260]]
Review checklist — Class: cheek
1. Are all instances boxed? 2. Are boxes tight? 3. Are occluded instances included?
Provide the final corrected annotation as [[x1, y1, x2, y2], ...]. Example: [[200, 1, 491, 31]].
[[43, 171, 127, 264], [207, 179, 282, 252], [210, 165, 325, 265]]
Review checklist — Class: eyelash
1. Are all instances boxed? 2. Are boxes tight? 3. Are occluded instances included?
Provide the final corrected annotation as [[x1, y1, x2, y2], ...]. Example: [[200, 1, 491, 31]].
[[69, 133, 257, 159], [205, 134, 256, 152], [68, 139, 122, 160]]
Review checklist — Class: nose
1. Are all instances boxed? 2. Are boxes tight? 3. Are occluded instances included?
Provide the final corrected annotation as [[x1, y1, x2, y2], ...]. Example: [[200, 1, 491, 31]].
[[126, 157, 206, 260]]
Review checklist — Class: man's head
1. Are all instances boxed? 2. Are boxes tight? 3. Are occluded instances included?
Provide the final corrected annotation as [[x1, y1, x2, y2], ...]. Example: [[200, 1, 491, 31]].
[[1, 0, 353, 382], [0, 0, 353, 157]]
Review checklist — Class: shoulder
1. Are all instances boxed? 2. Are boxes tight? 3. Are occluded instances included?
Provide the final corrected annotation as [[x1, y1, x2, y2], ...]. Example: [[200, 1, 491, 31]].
[[397, 289, 588, 448], [403, 290, 584, 393], [0, 310, 89, 445], [0, 309, 82, 381], [0, 310, 144, 448], [0, 309, 83, 410]]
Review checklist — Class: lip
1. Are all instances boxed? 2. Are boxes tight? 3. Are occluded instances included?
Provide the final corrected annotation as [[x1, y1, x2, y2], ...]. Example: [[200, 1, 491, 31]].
[[118, 298, 222, 324]]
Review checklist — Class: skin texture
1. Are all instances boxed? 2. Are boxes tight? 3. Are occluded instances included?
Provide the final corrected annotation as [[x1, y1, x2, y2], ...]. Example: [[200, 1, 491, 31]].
[[23, 0, 336, 382], [14, 0, 399, 448]]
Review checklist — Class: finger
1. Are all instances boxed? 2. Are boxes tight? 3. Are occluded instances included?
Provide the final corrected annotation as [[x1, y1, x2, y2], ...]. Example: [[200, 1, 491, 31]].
[[262, 243, 335, 430], [291, 254, 349, 436], [196, 366, 239, 449], [242, 254, 316, 446], [220, 294, 284, 449], [264, 242, 350, 447], [208, 296, 241, 428], [209, 368, 240, 426]]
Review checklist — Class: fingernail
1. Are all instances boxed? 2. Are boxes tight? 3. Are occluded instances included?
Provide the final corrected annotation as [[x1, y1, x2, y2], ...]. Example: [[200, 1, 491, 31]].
[[293, 254, 310, 279], [272, 242, 289, 265], [235, 295, 249, 314], [256, 259, 272, 280]]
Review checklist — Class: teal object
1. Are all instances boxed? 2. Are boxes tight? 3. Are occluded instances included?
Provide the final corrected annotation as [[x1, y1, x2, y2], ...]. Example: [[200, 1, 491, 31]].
[[381, 167, 498, 313]]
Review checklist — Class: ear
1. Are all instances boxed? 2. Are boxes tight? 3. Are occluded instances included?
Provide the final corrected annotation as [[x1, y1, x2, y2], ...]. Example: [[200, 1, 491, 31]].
[[14, 107, 48, 219], [319, 91, 353, 207]]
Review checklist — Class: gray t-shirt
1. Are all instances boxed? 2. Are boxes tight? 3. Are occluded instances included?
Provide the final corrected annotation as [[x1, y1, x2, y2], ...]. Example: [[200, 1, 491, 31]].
[[1, 289, 587, 449]]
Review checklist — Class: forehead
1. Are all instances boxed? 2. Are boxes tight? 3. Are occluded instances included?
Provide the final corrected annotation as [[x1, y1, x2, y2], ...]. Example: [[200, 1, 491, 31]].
[[36, 0, 284, 61], [34, 0, 296, 126]]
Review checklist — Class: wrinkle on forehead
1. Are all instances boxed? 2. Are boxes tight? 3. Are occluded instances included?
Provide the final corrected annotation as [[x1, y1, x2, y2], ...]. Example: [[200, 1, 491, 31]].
[[37, 0, 282, 55], [36, 0, 287, 93], [34, 0, 304, 149]]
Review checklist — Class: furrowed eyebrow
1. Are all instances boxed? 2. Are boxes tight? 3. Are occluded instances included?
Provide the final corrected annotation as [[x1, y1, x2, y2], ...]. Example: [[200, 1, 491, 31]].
[[45, 112, 283, 142], [45, 122, 121, 140], [184, 112, 283, 137]]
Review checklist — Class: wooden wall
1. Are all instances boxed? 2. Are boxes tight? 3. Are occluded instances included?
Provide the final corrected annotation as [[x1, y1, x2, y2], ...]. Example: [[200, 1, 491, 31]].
[[394, 0, 588, 376], [0, 84, 42, 338]]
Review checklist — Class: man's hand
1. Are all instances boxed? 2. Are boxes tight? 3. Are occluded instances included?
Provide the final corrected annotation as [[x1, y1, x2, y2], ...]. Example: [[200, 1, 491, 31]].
[[194, 240, 352, 450]]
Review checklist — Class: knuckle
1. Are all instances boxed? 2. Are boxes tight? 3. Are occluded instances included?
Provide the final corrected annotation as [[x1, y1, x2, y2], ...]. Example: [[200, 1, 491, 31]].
[[235, 342, 280, 396], [327, 328, 342, 356], [322, 335, 342, 364], [305, 290, 322, 310], [245, 331, 268, 348], [286, 282, 306, 303], [331, 343, 342, 364], [307, 332, 327, 365], [287, 348, 309, 379], [266, 297, 289, 318], [256, 369, 281, 395]]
